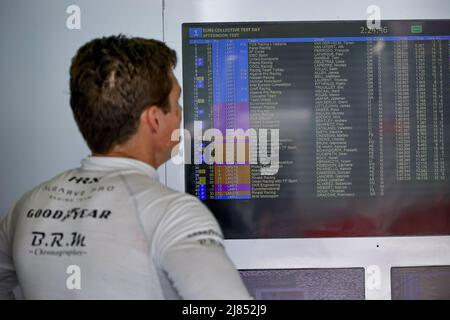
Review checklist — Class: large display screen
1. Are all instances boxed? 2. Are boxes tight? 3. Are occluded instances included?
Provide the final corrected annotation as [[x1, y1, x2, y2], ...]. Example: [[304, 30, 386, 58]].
[[182, 20, 450, 238]]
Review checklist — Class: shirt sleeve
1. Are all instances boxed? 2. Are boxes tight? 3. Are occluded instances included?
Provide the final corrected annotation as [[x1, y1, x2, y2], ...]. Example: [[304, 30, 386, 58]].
[[154, 195, 252, 300], [0, 206, 19, 300]]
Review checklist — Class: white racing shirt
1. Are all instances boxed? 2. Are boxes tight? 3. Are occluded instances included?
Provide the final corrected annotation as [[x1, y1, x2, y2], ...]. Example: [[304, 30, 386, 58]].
[[0, 157, 251, 299]]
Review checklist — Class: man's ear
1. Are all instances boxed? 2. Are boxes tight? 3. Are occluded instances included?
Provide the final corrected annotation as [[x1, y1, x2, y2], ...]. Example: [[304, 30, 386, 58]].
[[142, 105, 160, 133]]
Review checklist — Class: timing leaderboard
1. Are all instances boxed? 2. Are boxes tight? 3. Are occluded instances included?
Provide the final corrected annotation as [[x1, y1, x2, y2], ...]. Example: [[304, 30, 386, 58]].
[[182, 20, 450, 202]]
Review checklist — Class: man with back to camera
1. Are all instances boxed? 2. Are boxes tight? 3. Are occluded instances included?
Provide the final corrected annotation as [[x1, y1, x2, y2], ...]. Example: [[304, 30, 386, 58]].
[[0, 35, 252, 299]]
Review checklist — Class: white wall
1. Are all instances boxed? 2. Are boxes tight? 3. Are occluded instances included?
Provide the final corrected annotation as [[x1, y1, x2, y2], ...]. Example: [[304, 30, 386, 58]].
[[0, 0, 164, 216]]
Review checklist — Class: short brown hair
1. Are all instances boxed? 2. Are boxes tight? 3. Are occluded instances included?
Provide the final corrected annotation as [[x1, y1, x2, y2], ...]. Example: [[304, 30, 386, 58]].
[[69, 35, 177, 153]]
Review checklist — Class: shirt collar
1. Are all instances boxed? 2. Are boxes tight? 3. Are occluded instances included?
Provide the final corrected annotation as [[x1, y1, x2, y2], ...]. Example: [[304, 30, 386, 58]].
[[80, 156, 159, 181]]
